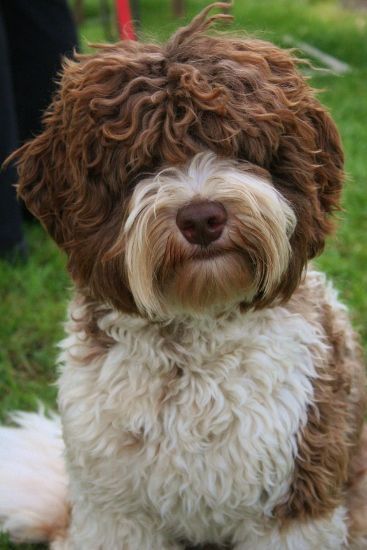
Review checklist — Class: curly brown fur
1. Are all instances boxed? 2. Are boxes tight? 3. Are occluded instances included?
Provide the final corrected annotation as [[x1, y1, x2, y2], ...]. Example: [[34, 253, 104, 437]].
[[347, 426, 367, 545], [12, 3, 343, 313], [275, 274, 366, 524]]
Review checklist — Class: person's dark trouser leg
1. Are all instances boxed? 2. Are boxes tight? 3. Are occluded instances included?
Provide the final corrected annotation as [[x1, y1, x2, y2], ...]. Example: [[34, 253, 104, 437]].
[[0, 6, 25, 259], [2, 0, 79, 141]]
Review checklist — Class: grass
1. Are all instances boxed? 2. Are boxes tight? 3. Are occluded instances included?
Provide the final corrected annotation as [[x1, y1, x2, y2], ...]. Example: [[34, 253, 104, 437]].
[[1, 0, 366, 547]]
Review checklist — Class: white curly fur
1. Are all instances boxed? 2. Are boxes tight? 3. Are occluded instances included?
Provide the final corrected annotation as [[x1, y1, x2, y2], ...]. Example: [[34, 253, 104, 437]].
[[0, 270, 352, 549]]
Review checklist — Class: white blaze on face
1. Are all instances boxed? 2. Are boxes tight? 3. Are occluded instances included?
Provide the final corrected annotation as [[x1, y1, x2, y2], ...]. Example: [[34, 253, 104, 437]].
[[124, 152, 296, 318]]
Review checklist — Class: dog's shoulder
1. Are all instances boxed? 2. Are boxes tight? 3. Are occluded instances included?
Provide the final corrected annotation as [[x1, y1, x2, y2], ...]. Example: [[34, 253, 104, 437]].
[[276, 268, 366, 523]]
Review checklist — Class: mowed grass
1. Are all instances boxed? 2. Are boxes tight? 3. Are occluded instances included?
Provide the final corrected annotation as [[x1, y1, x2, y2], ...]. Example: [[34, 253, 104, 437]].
[[0, 0, 366, 547]]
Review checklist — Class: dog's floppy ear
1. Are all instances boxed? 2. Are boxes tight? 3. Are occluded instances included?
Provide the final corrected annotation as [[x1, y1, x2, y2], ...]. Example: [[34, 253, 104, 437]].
[[12, 55, 137, 312], [272, 92, 344, 260], [262, 89, 345, 306], [263, 48, 344, 261], [13, 54, 105, 250], [14, 106, 70, 247], [306, 100, 344, 222]]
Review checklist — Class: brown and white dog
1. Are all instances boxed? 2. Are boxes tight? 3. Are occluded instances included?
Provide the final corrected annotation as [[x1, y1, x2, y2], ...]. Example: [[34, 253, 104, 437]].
[[1, 3, 366, 549]]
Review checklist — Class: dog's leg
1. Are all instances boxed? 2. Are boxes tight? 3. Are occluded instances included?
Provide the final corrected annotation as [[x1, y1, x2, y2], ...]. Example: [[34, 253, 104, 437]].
[[50, 537, 71, 550], [233, 506, 348, 549], [66, 503, 183, 550]]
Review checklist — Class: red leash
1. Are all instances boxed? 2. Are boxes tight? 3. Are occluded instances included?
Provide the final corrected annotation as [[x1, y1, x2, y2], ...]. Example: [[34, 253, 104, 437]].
[[116, 0, 136, 40]]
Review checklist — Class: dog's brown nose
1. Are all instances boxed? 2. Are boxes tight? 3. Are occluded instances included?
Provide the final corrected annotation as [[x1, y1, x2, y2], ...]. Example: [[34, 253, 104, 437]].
[[176, 201, 227, 246]]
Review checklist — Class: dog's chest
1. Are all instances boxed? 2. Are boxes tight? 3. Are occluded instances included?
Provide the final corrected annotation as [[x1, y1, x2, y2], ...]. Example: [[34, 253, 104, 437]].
[[59, 306, 323, 535]]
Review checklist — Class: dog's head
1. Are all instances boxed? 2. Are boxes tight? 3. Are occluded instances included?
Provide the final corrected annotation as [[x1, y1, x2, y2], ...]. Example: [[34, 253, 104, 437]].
[[14, 3, 344, 318]]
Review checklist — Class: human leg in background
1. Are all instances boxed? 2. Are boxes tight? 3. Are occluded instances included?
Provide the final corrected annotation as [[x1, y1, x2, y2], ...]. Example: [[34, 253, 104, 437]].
[[0, 0, 78, 258], [0, 5, 25, 260]]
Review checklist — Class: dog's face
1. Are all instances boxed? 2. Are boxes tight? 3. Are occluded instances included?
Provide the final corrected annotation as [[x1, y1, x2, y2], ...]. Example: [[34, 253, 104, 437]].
[[123, 153, 296, 317], [14, 4, 344, 318]]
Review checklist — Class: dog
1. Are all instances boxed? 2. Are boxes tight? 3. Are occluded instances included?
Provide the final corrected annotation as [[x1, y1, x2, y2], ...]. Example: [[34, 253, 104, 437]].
[[1, 3, 366, 549]]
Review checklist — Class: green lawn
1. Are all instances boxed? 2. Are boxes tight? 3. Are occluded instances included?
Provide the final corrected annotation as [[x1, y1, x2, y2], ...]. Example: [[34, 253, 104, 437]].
[[1, 0, 366, 547]]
